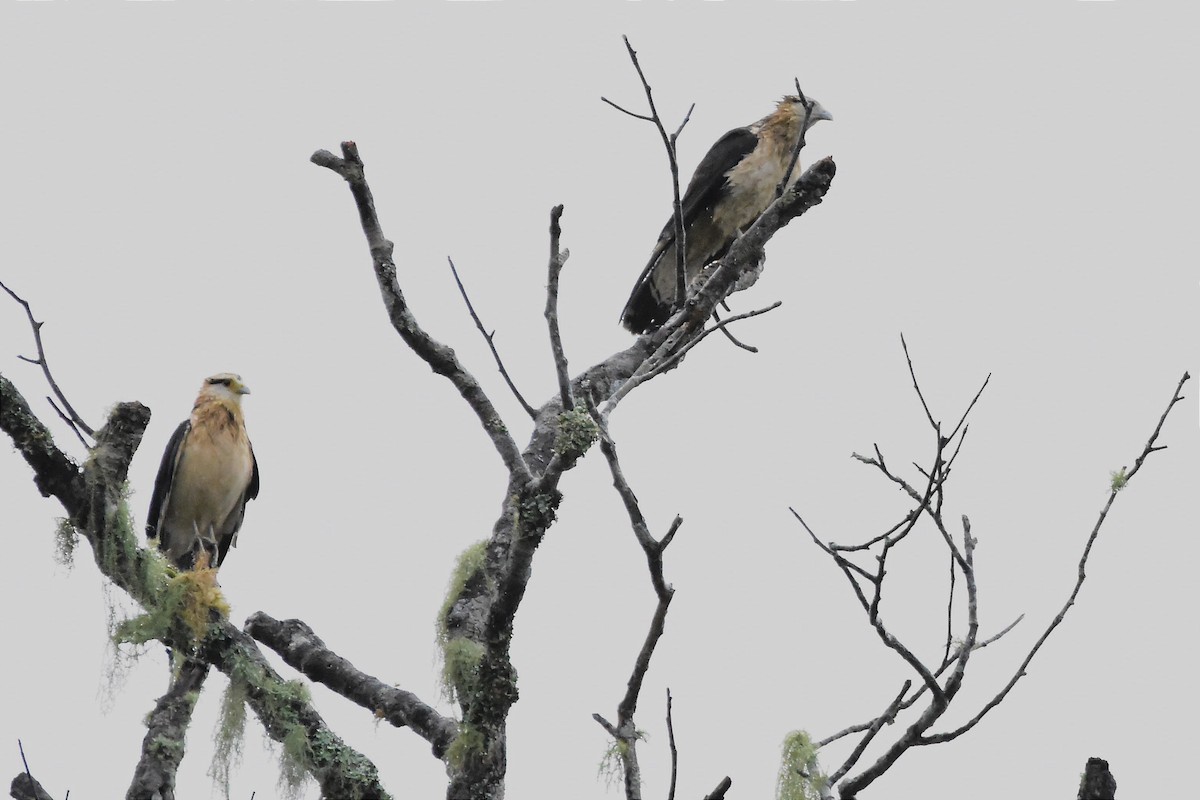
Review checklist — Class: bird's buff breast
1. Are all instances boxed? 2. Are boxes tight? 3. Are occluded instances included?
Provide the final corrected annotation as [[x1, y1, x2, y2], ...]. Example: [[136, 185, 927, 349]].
[[166, 429, 253, 530], [714, 144, 795, 234]]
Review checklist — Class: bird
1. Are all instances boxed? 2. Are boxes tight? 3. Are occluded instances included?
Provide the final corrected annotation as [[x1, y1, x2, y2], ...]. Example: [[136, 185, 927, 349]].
[[146, 373, 259, 570], [620, 94, 832, 334]]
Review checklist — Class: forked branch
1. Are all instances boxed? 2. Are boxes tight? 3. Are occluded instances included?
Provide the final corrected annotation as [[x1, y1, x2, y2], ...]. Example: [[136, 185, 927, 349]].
[[792, 346, 1188, 799], [312, 143, 532, 486], [2, 279, 95, 444]]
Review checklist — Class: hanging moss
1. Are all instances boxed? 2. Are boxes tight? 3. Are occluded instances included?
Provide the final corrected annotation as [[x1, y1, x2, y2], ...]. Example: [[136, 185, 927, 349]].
[[210, 670, 248, 800], [277, 723, 311, 800], [440, 637, 486, 705], [211, 650, 316, 799], [53, 518, 78, 569], [445, 722, 485, 772], [436, 540, 489, 640], [596, 729, 645, 789], [98, 482, 141, 580], [776, 730, 825, 800], [436, 541, 491, 704]]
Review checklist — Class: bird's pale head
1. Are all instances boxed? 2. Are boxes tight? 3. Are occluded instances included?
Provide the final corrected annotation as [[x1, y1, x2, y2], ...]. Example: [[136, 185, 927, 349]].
[[781, 95, 833, 128], [199, 372, 251, 403]]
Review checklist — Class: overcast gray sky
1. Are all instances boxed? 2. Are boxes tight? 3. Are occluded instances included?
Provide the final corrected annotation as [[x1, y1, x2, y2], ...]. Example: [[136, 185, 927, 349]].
[[2, 2, 1196, 799]]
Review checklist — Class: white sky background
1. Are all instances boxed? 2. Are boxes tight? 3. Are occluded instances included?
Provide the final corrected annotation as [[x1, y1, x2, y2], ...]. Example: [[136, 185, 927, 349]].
[[1, 1, 1196, 799]]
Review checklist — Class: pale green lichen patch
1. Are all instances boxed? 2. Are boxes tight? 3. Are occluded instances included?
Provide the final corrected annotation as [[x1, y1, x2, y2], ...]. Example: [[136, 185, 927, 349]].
[[309, 728, 384, 799], [1110, 467, 1128, 492], [553, 406, 599, 460]]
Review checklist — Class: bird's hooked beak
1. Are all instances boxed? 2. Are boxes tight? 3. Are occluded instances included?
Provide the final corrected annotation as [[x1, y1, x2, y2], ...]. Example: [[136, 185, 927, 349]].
[[808, 101, 833, 123], [237, 383, 251, 396]]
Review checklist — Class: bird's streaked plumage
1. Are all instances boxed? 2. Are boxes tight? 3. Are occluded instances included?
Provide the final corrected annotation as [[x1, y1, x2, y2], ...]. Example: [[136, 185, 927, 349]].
[[620, 95, 832, 334], [146, 373, 259, 570]]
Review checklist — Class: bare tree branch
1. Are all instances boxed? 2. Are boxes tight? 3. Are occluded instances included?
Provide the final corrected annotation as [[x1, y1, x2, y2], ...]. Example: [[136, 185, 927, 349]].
[[710, 305, 762, 352], [311, 143, 533, 487], [446, 257, 538, 420], [245, 612, 457, 758], [797, 355, 1187, 799], [921, 371, 1191, 746], [587, 395, 679, 800], [544, 205, 573, 412], [1, 280, 95, 441], [10, 740, 57, 800], [10, 773, 56, 800], [666, 689, 678, 800], [638, 302, 783, 383], [702, 776, 732, 800]]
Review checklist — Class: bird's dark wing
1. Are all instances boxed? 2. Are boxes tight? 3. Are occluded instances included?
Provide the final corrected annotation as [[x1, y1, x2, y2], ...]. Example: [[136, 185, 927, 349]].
[[621, 127, 759, 332], [216, 443, 259, 567], [146, 420, 190, 544], [246, 444, 260, 502], [676, 126, 760, 233]]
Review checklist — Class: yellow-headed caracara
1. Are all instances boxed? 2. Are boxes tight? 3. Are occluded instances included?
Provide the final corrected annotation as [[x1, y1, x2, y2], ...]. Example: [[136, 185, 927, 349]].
[[620, 95, 832, 334], [146, 373, 259, 570]]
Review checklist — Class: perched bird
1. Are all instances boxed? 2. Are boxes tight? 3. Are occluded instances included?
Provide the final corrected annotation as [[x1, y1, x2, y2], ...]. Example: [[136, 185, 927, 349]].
[[146, 373, 259, 570], [620, 95, 832, 334]]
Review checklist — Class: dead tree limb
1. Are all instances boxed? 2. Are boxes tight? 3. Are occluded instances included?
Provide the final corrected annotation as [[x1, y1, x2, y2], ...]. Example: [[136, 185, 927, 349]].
[[246, 612, 458, 757], [125, 658, 210, 800]]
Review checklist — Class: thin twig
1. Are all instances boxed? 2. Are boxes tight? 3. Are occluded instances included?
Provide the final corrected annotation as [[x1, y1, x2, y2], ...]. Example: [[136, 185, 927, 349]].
[[942, 551, 956, 666], [900, 333, 937, 431], [822, 680, 911, 785], [608, 35, 691, 310], [666, 689, 678, 800], [545, 205, 573, 411], [921, 371, 1190, 745], [447, 257, 538, 420], [1, 279, 95, 440], [636, 302, 782, 384], [776, 78, 815, 198], [711, 307, 759, 352]]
